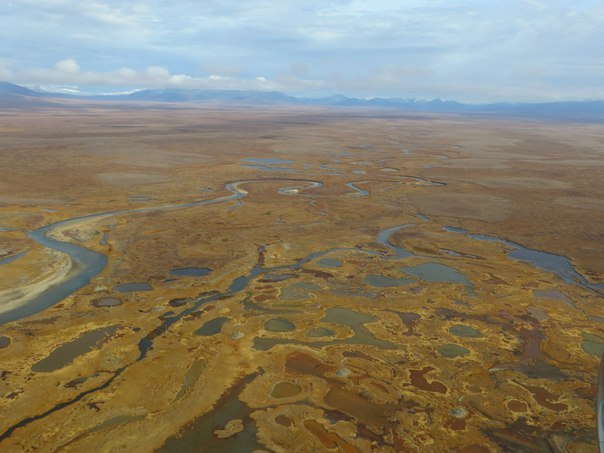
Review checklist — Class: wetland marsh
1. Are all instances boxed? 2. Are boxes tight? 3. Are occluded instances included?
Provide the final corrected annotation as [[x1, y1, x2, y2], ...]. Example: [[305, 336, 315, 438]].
[[0, 105, 602, 451]]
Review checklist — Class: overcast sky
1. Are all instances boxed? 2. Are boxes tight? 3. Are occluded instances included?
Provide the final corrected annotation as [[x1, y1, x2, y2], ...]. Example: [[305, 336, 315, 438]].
[[1, 0, 603, 101]]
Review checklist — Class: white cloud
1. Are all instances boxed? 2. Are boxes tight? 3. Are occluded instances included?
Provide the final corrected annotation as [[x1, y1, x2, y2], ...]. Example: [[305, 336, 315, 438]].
[[8, 59, 298, 93], [55, 59, 80, 74], [1, 1, 603, 101]]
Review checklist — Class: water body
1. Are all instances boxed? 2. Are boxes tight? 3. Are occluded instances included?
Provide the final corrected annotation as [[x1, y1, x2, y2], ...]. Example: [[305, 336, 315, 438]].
[[365, 274, 414, 287], [582, 333, 604, 356], [449, 324, 482, 338], [277, 181, 322, 195], [443, 226, 602, 294], [3, 178, 597, 443], [0, 251, 27, 266], [254, 307, 396, 351], [306, 327, 335, 338], [91, 297, 122, 308], [317, 258, 342, 268], [400, 175, 446, 187], [0, 336, 10, 348], [322, 307, 396, 349], [158, 373, 263, 453], [170, 267, 212, 277], [31, 325, 118, 373], [0, 178, 323, 324], [280, 282, 321, 301], [241, 165, 294, 172], [271, 381, 301, 398], [437, 344, 470, 358], [265, 318, 296, 332], [0, 242, 370, 440], [401, 262, 474, 295], [113, 282, 152, 293], [533, 290, 575, 308], [0, 221, 109, 325], [260, 273, 296, 282], [346, 181, 369, 196], [376, 224, 415, 258], [443, 226, 469, 234], [195, 317, 229, 336]]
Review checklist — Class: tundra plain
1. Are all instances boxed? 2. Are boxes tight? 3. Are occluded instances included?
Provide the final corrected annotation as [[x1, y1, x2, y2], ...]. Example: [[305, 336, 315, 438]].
[[0, 104, 603, 452]]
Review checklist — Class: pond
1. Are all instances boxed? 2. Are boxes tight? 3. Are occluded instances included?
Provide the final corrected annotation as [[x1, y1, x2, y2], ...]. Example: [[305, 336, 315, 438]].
[[113, 282, 152, 293], [195, 317, 229, 336], [32, 325, 119, 373], [264, 318, 296, 332]]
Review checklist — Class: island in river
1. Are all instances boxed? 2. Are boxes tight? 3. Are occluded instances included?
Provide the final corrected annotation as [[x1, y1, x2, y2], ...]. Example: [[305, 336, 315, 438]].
[[0, 101, 603, 451]]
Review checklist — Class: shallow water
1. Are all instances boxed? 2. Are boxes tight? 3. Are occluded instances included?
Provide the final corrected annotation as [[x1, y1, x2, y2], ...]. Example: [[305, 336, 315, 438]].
[[277, 181, 322, 195], [376, 224, 415, 258], [317, 258, 342, 268], [437, 343, 470, 358], [346, 182, 369, 196], [175, 360, 207, 400], [0, 336, 10, 348], [533, 290, 575, 307], [170, 267, 212, 277], [0, 178, 321, 324], [271, 381, 301, 398], [280, 282, 321, 301], [443, 226, 468, 234], [322, 307, 396, 349], [264, 318, 295, 332], [91, 297, 122, 308], [449, 324, 482, 338], [444, 226, 602, 294], [32, 325, 118, 373], [158, 373, 262, 453], [242, 165, 294, 172], [195, 317, 229, 336], [0, 221, 108, 324], [254, 307, 395, 351], [306, 327, 335, 338], [582, 333, 604, 356], [401, 262, 474, 294], [0, 251, 27, 266], [113, 282, 152, 293]]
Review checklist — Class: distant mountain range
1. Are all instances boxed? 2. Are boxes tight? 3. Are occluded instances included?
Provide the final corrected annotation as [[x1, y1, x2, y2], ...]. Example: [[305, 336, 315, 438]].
[[1, 81, 603, 122]]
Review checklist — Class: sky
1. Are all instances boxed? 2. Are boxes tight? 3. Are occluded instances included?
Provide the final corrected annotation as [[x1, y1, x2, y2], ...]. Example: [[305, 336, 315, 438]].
[[1, 0, 603, 102]]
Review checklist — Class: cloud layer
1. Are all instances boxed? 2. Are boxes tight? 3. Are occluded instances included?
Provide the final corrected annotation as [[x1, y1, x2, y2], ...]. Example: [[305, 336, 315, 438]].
[[2, 0, 603, 101]]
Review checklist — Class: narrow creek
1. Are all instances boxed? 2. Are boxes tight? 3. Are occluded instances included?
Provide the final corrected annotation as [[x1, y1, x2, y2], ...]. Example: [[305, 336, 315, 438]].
[[443, 226, 603, 295], [0, 179, 322, 325]]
